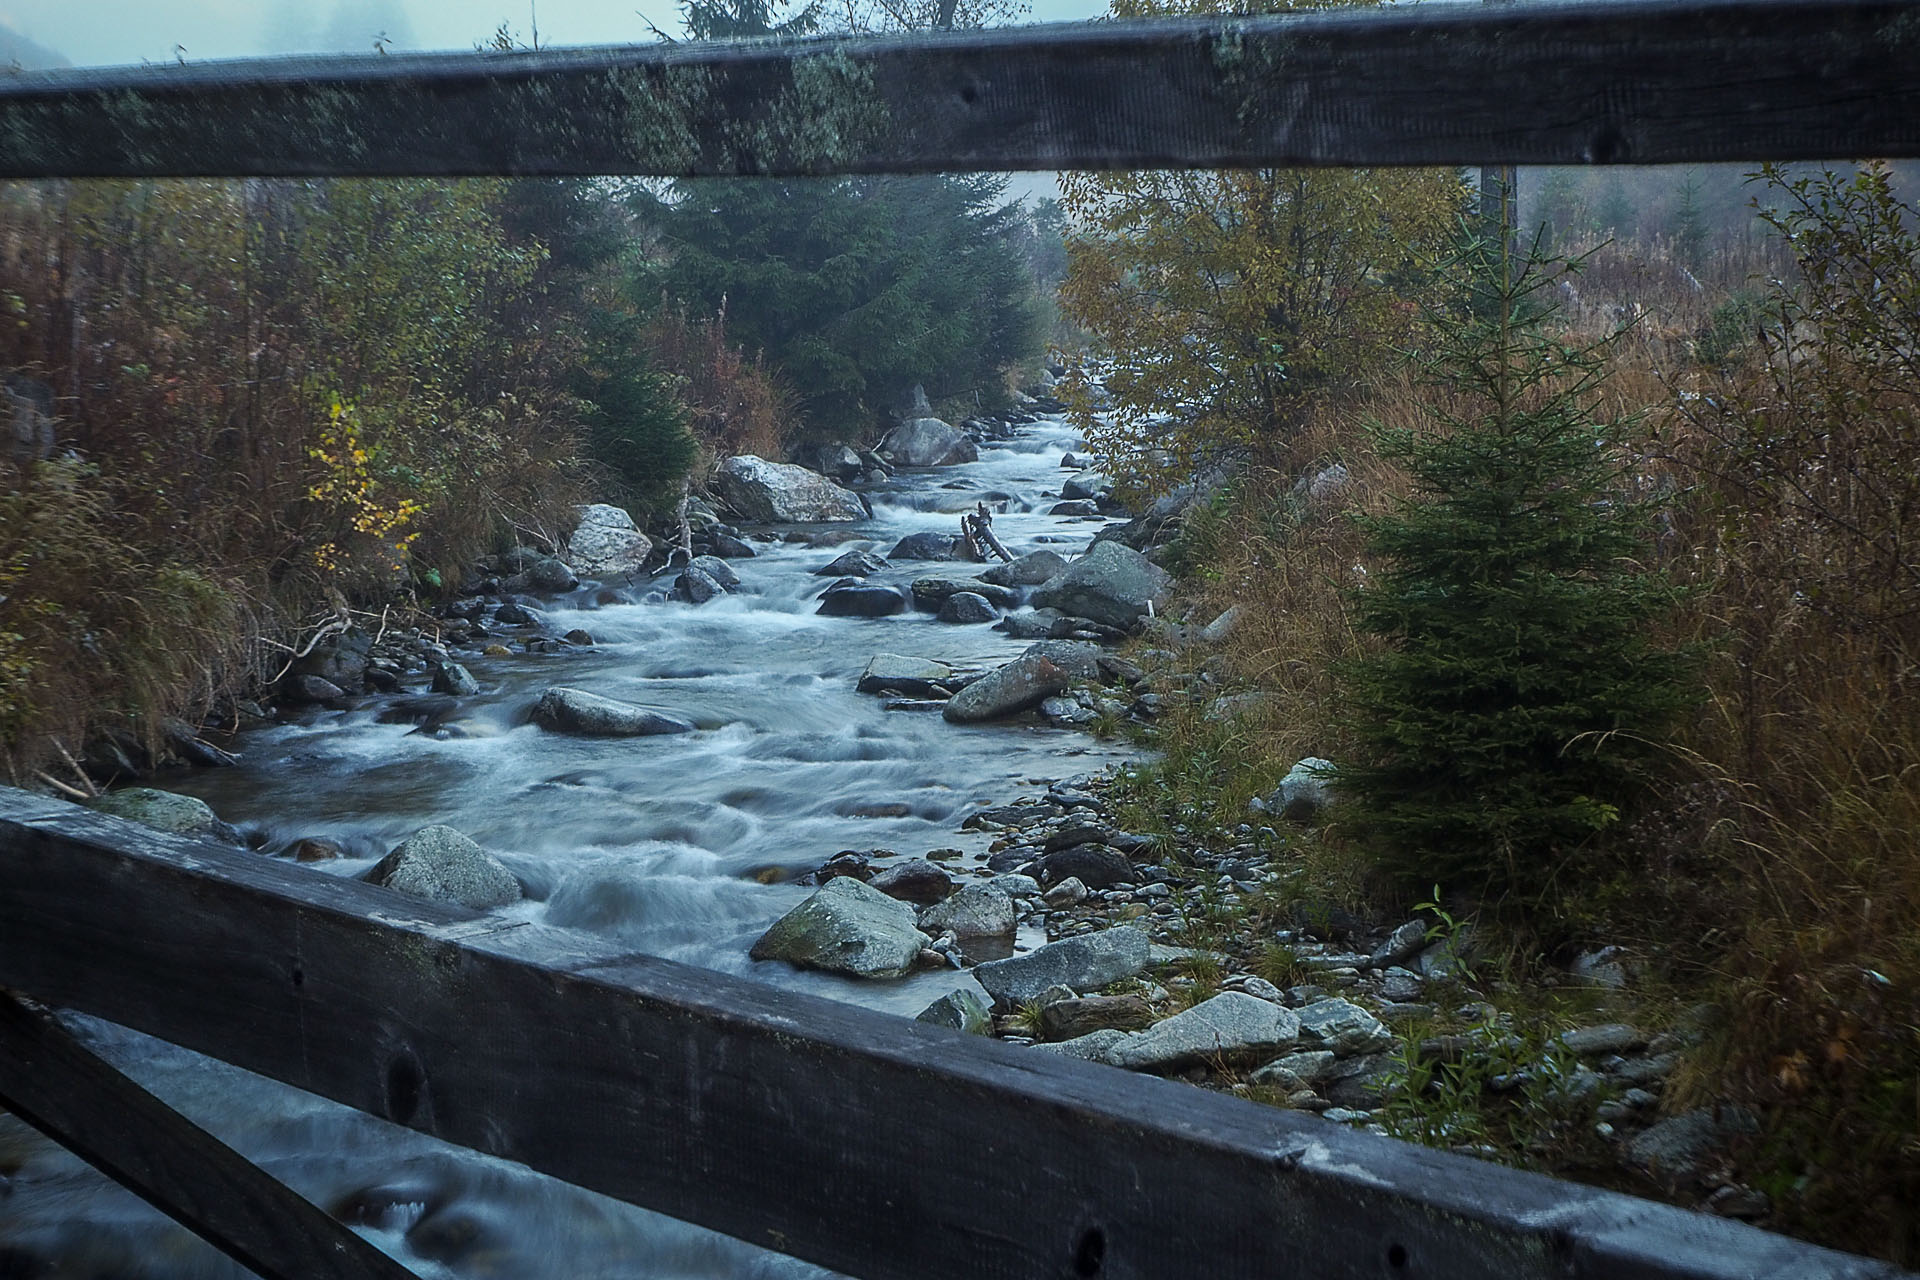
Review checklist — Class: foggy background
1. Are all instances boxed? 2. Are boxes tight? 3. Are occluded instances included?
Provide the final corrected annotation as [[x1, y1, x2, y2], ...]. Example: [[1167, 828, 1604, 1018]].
[[1, 0, 1106, 68]]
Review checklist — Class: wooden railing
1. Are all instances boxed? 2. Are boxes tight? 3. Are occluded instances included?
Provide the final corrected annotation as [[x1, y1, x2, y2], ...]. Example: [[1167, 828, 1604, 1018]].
[[3, 4, 1919, 1273], [0, 790, 1911, 1279], [1, 0, 1917, 177]]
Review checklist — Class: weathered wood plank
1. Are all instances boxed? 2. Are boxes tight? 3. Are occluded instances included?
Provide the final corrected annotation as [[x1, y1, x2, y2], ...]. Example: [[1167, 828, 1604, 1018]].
[[0, 991, 417, 1280], [0, 788, 1907, 1280], [0, 0, 1916, 178]]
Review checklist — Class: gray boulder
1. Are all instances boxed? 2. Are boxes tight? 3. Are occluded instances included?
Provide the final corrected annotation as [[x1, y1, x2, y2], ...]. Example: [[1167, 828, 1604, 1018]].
[[524, 557, 579, 594], [1060, 471, 1112, 501], [916, 988, 992, 1034], [1272, 757, 1336, 821], [365, 825, 522, 910], [714, 455, 867, 523], [856, 654, 956, 698], [749, 876, 931, 979], [1021, 640, 1102, 680], [938, 592, 998, 624], [1049, 500, 1101, 518], [531, 687, 696, 737], [689, 555, 741, 589], [1038, 995, 1155, 1042], [90, 788, 226, 838], [942, 653, 1071, 724], [1106, 992, 1301, 1071], [810, 443, 866, 482], [918, 882, 1016, 938], [979, 550, 1069, 587], [815, 549, 890, 577], [674, 566, 724, 604], [1030, 1028, 1130, 1062], [888, 531, 965, 561], [972, 926, 1151, 1007], [1295, 998, 1396, 1056], [1625, 1106, 1761, 1185], [431, 661, 481, 697], [999, 608, 1077, 640], [880, 417, 978, 467], [1035, 845, 1133, 890], [1249, 1049, 1338, 1090], [565, 504, 653, 578], [1031, 542, 1172, 631], [818, 584, 909, 617]]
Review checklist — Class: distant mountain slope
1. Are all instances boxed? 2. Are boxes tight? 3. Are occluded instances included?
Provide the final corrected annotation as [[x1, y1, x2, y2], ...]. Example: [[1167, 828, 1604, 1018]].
[[1, 22, 71, 70]]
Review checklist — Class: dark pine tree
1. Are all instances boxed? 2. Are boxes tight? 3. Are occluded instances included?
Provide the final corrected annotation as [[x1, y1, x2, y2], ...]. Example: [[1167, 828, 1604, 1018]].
[[1337, 228, 1696, 905]]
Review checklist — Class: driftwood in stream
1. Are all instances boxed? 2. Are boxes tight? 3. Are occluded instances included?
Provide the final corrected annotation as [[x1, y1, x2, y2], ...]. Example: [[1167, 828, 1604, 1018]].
[[0, 788, 1906, 1280], [0, 992, 415, 1280], [0, 0, 1917, 180], [962, 502, 1013, 562]]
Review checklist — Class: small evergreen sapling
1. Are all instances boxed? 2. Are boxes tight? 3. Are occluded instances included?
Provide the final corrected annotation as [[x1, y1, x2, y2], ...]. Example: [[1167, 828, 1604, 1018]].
[[1337, 229, 1694, 904]]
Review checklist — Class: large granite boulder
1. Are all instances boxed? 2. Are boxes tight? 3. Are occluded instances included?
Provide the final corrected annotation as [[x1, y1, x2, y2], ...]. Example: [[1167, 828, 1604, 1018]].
[[880, 417, 978, 467], [1106, 992, 1301, 1071], [365, 825, 522, 910], [1031, 542, 1172, 631], [972, 926, 1151, 1008], [942, 653, 1070, 724], [749, 876, 931, 979], [530, 687, 696, 737], [565, 504, 653, 578], [713, 455, 867, 523]]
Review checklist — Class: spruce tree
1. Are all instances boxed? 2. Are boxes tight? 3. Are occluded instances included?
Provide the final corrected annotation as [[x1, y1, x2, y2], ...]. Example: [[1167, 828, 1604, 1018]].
[[1337, 230, 1694, 904]]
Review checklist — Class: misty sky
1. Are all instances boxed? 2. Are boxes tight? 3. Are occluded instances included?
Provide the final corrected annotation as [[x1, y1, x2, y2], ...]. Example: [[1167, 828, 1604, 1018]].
[[4, 0, 1107, 67]]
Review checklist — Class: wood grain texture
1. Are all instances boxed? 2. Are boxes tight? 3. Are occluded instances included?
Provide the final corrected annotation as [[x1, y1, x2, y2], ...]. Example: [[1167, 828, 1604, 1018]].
[[0, 787, 1909, 1280], [0, 992, 417, 1280], [0, 0, 1915, 178]]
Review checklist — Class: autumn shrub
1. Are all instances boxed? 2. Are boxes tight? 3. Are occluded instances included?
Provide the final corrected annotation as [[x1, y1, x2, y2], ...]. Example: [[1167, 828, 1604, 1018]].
[[1640, 163, 1920, 1260], [642, 303, 795, 466]]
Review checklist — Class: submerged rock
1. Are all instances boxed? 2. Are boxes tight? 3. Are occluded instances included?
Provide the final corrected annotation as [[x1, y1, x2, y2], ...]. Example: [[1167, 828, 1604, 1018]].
[[530, 687, 696, 737], [818, 584, 909, 617], [365, 825, 522, 911], [714, 455, 867, 523], [749, 876, 930, 979]]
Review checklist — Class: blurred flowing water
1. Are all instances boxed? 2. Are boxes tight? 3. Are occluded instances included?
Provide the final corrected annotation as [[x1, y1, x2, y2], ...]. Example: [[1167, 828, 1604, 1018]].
[[0, 414, 1139, 1279]]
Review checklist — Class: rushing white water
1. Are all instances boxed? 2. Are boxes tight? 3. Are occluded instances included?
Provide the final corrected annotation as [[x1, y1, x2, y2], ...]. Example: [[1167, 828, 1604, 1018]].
[[0, 414, 1138, 1278]]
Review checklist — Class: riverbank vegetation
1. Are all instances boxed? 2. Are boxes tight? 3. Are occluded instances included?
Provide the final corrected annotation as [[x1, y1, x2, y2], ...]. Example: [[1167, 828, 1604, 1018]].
[[0, 170, 1052, 784], [1063, 158, 1920, 1260]]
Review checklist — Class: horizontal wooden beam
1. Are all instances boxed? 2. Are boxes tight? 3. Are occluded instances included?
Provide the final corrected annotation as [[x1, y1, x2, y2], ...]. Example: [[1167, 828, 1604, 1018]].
[[0, 787, 1907, 1280], [0, 992, 417, 1280], [0, 0, 1916, 178]]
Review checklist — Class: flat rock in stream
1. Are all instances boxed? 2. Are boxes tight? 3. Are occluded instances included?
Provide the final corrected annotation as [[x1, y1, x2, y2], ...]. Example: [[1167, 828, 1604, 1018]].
[[856, 654, 956, 698], [531, 687, 696, 737], [909, 577, 1020, 611], [818, 584, 909, 617], [941, 653, 1070, 724], [749, 876, 931, 980], [1105, 992, 1301, 1072], [973, 926, 1151, 1008], [979, 550, 1069, 588], [365, 825, 522, 911]]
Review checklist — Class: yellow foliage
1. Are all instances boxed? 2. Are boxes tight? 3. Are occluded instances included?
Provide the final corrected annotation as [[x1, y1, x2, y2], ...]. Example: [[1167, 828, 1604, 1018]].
[[305, 400, 423, 574]]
